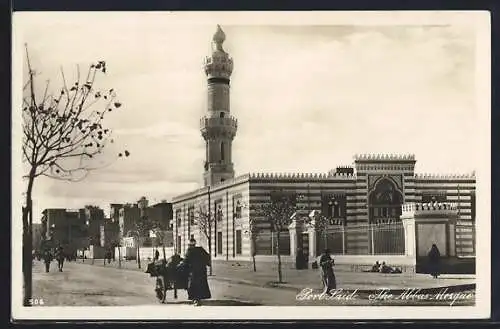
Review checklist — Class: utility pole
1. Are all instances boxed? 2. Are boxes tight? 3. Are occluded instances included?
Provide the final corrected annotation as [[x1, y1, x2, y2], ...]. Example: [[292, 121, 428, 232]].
[[226, 191, 229, 261]]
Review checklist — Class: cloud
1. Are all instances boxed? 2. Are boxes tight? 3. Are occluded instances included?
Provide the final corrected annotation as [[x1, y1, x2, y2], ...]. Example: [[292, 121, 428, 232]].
[[16, 16, 479, 221]]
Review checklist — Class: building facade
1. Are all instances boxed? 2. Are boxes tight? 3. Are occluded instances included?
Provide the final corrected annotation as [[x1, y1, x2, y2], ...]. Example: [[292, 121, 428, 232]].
[[172, 158, 476, 261], [40, 208, 89, 254], [116, 199, 174, 247], [171, 26, 477, 265]]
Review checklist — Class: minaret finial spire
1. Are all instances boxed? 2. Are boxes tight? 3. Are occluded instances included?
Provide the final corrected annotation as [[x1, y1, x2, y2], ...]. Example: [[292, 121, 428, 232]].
[[212, 25, 226, 51]]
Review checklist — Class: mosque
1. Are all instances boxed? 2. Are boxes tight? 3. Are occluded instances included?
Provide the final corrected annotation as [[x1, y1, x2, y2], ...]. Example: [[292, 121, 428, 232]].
[[171, 26, 476, 272]]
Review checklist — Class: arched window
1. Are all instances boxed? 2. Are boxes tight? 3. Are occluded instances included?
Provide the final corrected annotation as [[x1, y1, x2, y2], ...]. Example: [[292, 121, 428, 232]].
[[220, 141, 225, 161], [220, 112, 225, 118]]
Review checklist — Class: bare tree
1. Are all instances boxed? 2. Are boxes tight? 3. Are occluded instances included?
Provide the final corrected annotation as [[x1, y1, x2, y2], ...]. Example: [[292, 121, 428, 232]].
[[22, 45, 128, 306], [245, 214, 261, 272], [195, 205, 213, 275], [251, 191, 304, 283]]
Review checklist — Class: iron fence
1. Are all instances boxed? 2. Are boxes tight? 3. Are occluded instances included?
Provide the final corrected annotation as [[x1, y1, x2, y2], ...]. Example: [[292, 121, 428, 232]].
[[315, 222, 405, 255], [254, 231, 291, 256]]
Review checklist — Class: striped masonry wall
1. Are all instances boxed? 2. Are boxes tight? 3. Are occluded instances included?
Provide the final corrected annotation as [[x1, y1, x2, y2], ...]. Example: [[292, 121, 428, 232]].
[[172, 176, 251, 259], [172, 156, 476, 261], [414, 174, 476, 257]]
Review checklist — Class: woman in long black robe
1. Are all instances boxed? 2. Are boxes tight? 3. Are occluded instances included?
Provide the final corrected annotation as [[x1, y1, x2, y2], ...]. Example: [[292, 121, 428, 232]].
[[428, 244, 441, 278], [182, 239, 211, 306]]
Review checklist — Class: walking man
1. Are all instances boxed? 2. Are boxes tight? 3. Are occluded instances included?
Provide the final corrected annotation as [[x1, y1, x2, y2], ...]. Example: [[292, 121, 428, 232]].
[[55, 245, 65, 272], [183, 238, 211, 306], [42, 248, 53, 273], [319, 248, 336, 295]]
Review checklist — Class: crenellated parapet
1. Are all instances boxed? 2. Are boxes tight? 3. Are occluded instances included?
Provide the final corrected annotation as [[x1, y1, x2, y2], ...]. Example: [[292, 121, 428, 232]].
[[401, 202, 458, 219], [248, 171, 356, 181], [414, 171, 476, 180], [208, 173, 251, 191], [354, 153, 416, 161], [172, 186, 210, 203]]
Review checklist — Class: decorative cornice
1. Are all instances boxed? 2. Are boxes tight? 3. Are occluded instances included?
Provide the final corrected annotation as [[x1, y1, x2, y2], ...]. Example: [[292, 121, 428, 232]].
[[354, 153, 416, 161], [401, 202, 458, 217], [414, 171, 476, 179], [248, 172, 356, 180]]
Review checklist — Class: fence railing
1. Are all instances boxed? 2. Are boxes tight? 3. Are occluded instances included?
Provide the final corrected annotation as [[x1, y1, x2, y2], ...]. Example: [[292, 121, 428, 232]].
[[254, 231, 291, 256], [316, 222, 405, 255]]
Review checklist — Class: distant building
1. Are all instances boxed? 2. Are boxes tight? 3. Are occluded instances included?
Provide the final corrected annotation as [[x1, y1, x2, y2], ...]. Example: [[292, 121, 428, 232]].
[[147, 201, 174, 247], [40, 208, 88, 253], [83, 205, 105, 246], [115, 199, 173, 247], [118, 203, 141, 241], [110, 203, 123, 223], [100, 220, 120, 248]]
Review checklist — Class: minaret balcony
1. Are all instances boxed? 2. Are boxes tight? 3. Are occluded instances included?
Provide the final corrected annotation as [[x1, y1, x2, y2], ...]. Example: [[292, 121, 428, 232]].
[[206, 162, 234, 172], [200, 115, 238, 134]]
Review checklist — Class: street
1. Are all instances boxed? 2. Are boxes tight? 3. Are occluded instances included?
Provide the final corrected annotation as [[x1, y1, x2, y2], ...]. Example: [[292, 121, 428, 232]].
[[32, 260, 297, 306], [32, 260, 475, 307]]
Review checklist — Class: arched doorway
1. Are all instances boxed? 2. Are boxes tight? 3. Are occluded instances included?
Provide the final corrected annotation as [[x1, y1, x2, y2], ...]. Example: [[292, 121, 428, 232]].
[[367, 177, 405, 255], [368, 177, 404, 223]]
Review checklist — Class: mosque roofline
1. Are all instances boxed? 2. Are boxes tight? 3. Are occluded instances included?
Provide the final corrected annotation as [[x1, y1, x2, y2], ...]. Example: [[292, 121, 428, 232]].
[[354, 153, 416, 162]]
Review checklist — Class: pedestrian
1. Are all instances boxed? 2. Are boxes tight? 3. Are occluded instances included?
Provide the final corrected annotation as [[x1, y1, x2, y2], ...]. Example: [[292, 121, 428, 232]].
[[182, 238, 211, 306], [42, 249, 53, 273], [319, 248, 336, 295], [154, 249, 160, 261], [55, 245, 65, 272], [428, 243, 441, 278]]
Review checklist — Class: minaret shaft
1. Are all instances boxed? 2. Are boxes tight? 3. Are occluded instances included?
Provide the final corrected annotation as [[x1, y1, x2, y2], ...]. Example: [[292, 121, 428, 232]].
[[201, 25, 237, 186]]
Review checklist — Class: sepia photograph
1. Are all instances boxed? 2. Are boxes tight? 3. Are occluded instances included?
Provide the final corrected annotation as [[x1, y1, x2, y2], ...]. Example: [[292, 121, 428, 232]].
[[11, 11, 491, 320]]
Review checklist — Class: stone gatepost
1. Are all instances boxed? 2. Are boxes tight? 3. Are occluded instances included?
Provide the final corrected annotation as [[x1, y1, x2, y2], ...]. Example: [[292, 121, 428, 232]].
[[307, 219, 318, 262], [401, 202, 459, 270], [401, 204, 417, 259], [288, 217, 305, 258]]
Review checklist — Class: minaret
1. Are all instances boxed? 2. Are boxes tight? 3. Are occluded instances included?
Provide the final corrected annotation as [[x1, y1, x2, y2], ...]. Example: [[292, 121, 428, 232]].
[[200, 25, 238, 186]]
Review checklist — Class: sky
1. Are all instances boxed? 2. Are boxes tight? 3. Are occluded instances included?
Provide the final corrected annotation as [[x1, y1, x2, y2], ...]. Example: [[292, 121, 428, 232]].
[[13, 12, 482, 222]]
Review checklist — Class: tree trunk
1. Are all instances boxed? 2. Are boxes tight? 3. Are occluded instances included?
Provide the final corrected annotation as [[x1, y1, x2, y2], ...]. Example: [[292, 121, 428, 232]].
[[22, 208, 33, 307], [118, 245, 122, 268], [137, 245, 141, 269], [251, 237, 257, 272], [276, 231, 283, 283], [23, 173, 35, 307], [162, 245, 166, 261], [208, 235, 213, 276]]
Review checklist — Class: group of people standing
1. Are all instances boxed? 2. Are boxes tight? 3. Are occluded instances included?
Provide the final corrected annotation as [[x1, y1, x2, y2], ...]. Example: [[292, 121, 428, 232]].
[[39, 245, 65, 273]]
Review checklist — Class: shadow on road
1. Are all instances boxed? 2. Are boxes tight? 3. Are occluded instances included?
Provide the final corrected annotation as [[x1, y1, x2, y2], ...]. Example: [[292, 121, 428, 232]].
[[163, 299, 262, 306]]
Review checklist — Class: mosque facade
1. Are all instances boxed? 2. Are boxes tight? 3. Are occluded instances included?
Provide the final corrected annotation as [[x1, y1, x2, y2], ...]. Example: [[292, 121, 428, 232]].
[[171, 26, 476, 268]]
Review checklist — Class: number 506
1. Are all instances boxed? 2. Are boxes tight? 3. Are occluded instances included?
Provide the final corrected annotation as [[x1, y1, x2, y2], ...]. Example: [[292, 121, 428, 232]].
[[29, 298, 44, 305]]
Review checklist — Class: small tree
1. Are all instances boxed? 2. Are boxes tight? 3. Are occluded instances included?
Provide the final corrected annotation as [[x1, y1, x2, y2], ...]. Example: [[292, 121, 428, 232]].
[[21, 45, 128, 305], [251, 191, 304, 283], [308, 210, 330, 251], [132, 215, 152, 269], [195, 205, 213, 275], [245, 214, 261, 272], [150, 218, 169, 261]]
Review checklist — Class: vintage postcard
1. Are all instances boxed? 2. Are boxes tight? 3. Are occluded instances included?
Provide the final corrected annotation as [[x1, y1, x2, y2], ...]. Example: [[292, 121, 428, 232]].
[[11, 11, 491, 320]]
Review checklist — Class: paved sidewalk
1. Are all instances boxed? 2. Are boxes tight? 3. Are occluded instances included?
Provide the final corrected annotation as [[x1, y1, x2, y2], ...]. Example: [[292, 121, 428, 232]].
[[70, 258, 475, 292]]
